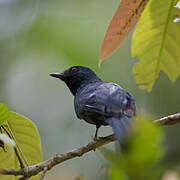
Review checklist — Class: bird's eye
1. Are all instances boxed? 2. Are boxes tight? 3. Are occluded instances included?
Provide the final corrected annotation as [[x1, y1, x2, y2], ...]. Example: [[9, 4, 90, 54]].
[[71, 67, 78, 73]]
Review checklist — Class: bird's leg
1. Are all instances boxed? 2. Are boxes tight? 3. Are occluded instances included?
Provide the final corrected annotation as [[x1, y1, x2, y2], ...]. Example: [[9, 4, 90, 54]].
[[94, 125, 100, 140]]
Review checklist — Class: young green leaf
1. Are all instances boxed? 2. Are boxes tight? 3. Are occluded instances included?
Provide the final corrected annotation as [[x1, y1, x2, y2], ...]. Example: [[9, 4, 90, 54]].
[[109, 167, 125, 180], [132, 0, 180, 91], [104, 113, 164, 180], [0, 104, 10, 126], [0, 112, 42, 180]]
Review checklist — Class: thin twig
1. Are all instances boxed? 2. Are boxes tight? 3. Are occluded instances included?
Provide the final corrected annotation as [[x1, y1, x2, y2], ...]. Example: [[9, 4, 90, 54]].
[[1, 126, 25, 168], [0, 134, 115, 178], [0, 113, 179, 179], [40, 167, 48, 180], [154, 113, 180, 125], [5, 122, 29, 166]]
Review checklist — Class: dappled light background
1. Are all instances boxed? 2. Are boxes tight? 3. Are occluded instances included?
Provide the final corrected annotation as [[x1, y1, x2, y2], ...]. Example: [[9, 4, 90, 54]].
[[0, 0, 180, 179]]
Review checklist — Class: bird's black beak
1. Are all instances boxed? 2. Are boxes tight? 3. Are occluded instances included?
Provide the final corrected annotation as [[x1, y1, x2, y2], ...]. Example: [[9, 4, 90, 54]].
[[49, 72, 65, 80]]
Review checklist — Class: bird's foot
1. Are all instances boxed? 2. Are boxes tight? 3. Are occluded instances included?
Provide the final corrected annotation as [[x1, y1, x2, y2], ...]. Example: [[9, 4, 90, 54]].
[[93, 125, 100, 141], [92, 135, 104, 141], [91, 135, 98, 141], [93, 136, 98, 141]]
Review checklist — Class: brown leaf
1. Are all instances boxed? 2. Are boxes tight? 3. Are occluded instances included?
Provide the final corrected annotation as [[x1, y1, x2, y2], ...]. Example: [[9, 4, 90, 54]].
[[99, 0, 149, 65]]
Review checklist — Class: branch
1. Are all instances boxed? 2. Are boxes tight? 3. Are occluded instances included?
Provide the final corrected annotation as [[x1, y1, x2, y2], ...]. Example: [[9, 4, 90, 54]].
[[0, 113, 179, 179], [0, 134, 116, 179], [154, 113, 180, 125]]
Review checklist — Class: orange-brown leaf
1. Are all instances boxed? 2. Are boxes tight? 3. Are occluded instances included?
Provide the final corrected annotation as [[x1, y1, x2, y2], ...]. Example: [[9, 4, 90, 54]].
[[99, 0, 149, 65]]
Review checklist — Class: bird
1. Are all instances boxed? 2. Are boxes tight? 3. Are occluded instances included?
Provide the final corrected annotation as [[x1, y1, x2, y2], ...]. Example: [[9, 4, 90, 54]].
[[50, 65, 136, 142]]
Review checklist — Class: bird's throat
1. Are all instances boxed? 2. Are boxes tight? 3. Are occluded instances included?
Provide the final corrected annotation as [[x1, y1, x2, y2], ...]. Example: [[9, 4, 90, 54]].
[[65, 77, 102, 96]]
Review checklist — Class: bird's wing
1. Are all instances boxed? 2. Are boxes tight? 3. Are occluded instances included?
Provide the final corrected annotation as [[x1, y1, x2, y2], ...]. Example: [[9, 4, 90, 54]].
[[76, 82, 136, 118]]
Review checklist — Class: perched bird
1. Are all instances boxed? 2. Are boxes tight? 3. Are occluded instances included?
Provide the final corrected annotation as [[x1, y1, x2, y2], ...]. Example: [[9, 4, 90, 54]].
[[50, 66, 136, 142]]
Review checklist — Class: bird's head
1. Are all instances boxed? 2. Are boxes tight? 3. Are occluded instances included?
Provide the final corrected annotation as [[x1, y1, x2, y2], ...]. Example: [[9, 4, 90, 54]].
[[50, 65, 101, 95]]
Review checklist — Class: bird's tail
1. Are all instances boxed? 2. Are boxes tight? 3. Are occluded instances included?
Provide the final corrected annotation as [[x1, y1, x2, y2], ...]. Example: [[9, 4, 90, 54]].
[[105, 115, 131, 143]]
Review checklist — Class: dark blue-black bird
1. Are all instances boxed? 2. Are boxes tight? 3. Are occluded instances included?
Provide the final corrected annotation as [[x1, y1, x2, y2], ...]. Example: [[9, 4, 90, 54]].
[[50, 66, 136, 142]]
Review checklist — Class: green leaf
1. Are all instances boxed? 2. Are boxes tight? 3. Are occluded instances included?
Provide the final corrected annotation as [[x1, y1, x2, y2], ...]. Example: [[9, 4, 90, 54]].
[[132, 0, 180, 91], [127, 114, 164, 173], [104, 113, 164, 180], [0, 104, 10, 126], [0, 112, 42, 180], [110, 167, 125, 180]]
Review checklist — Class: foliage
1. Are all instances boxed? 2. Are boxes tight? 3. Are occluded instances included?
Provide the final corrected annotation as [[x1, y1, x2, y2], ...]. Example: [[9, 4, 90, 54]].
[[0, 104, 42, 180], [104, 114, 165, 180], [0, 0, 179, 179], [0, 104, 10, 126], [132, 0, 180, 91], [100, 0, 180, 92], [99, 0, 148, 63]]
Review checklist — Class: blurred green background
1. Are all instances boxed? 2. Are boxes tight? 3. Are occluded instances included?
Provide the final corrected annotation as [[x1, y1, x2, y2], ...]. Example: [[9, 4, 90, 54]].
[[0, 0, 180, 179]]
